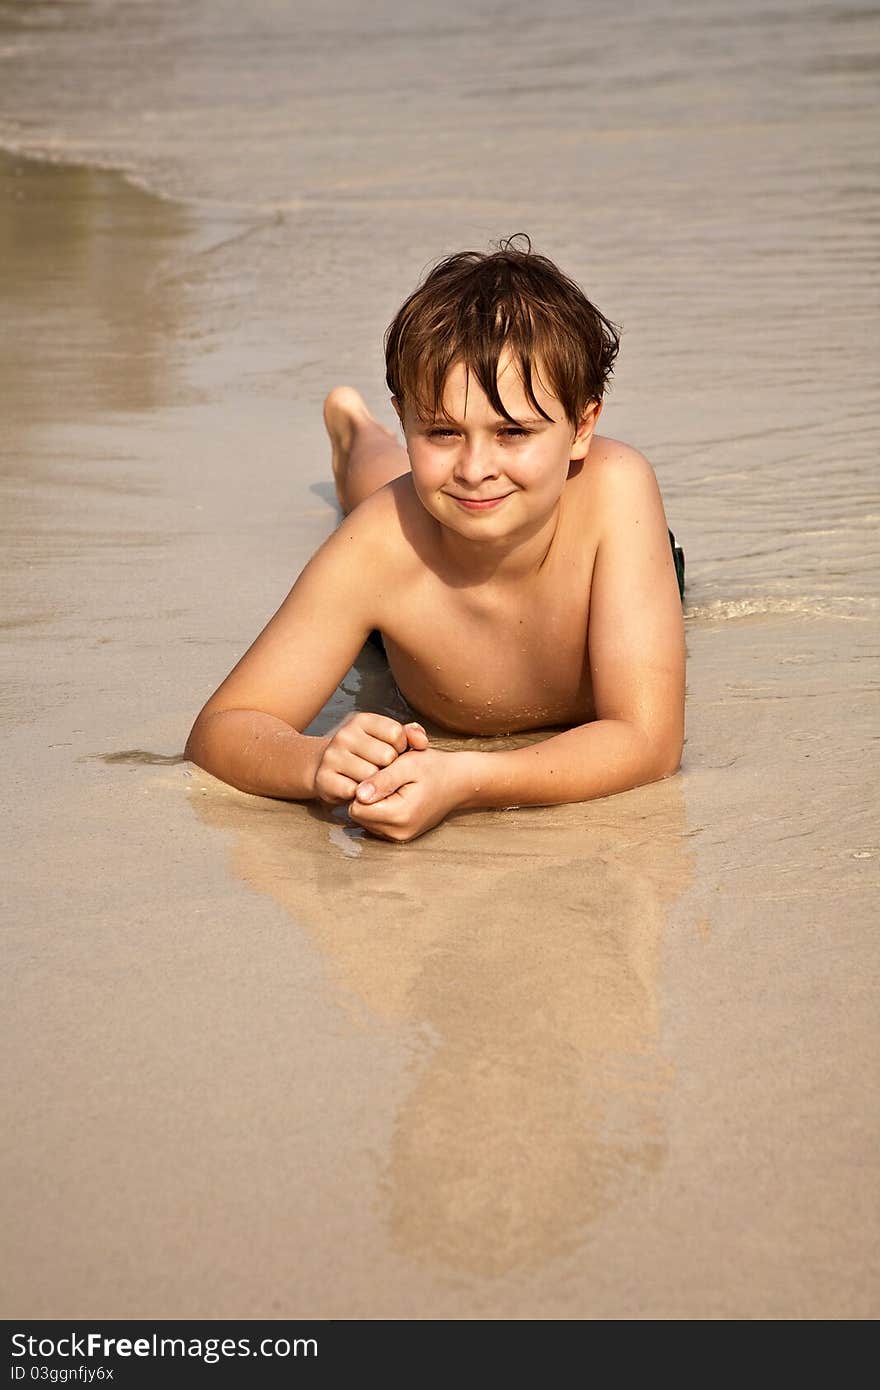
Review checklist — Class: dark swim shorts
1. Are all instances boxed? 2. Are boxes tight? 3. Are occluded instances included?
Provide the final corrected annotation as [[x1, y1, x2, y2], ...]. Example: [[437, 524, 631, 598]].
[[669, 528, 686, 601]]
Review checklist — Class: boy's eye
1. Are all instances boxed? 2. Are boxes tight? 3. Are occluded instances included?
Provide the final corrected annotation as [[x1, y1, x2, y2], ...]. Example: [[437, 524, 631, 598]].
[[425, 426, 530, 439]]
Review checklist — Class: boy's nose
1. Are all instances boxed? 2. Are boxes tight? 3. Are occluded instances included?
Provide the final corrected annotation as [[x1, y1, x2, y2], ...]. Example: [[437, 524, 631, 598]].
[[453, 439, 500, 484]]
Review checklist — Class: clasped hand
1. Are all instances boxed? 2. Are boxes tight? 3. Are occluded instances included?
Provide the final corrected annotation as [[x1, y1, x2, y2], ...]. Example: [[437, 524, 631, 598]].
[[312, 711, 467, 841]]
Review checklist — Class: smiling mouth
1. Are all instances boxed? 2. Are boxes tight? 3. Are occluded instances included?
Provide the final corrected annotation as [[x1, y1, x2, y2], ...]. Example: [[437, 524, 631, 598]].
[[446, 492, 513, 510]]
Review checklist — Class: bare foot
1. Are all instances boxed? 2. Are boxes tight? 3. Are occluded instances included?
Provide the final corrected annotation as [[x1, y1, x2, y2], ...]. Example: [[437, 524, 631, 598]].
[[323, 387, 397, 508]]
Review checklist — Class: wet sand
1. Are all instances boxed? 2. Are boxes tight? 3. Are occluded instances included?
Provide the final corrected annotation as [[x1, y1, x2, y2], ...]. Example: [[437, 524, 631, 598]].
[[1, 146, 878, 1321]]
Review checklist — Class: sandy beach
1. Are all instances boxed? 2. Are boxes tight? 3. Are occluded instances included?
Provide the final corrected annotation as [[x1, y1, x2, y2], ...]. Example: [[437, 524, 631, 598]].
[[2, 0, 878, 1320]]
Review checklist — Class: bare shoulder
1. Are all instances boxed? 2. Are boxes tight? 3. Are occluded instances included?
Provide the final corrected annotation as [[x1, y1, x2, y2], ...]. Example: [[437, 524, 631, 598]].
[[348, 472, 436, 574], [566, 435, 673, 577], [293, 475, 415, 598], [287, 475, 431, 642], [320, 474, 407, 559], [580, 435, 665, 518], [333, 470, 426, 546]]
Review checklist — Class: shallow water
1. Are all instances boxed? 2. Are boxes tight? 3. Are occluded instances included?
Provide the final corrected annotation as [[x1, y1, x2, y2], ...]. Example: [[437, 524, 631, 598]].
[[1, 0, 878, 1319]]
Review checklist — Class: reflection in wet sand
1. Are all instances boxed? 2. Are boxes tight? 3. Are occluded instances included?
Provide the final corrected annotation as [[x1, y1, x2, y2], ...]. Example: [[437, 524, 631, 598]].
[[0, 152, 197, 695], [190, 768, 692, 1276], [0, 151, 190, 421]]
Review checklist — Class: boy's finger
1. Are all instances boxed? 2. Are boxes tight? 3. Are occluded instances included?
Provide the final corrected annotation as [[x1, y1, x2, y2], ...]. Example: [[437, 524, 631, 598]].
[[404, 722, 429, 750], [348, 808, 408, 842], [357, 714, 410, 754], [351, 734, 404, 769], [335, 754, 381, 784], [348, 789, 405, 824], [319, 773, 359, 804], [354, 757, 415, 805]]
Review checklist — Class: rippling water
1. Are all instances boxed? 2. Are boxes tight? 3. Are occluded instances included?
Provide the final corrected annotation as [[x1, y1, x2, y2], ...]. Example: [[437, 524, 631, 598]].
[[1, 0, 877, 613]]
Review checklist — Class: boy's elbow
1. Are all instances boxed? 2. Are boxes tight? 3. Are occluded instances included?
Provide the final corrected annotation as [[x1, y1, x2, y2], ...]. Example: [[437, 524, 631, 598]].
[[184, 709, 218, 769], [646, 729, 683, 781], [652, 750, 682, 781], [183, 723, 205, 770], [630, 719, 682, 783]]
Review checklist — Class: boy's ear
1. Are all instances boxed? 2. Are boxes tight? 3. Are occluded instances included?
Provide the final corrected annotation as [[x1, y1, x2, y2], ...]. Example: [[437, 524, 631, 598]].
[[570, 400, 602, 460], [391, 395, 404, 424]]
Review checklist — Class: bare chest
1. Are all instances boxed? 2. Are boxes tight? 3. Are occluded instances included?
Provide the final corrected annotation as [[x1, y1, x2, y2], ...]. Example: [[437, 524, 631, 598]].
[[382, 570, 595, 735]]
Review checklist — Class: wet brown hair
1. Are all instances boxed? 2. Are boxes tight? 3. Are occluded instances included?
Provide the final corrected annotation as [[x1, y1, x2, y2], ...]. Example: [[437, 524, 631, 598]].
[[384, 235, 620, 429]]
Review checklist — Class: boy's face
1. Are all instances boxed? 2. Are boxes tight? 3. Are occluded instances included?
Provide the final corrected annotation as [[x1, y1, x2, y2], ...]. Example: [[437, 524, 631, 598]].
[[393, 352, 600, 544]]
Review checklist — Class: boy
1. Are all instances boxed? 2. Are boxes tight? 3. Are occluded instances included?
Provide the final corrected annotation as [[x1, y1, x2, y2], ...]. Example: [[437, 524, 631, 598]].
[[185, 241, 686, 842]]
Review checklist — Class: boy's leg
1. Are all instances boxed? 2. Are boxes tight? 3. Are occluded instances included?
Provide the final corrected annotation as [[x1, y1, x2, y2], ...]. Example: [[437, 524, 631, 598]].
[[323, 387, 409, 515]]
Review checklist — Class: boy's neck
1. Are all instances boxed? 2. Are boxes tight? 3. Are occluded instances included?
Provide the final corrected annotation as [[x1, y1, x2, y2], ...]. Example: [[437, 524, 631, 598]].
[[436, 501, 563, 587]]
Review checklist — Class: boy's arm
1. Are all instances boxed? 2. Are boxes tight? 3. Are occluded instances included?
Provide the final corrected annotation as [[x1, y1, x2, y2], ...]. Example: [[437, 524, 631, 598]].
[[460, 449, 685, 806], [350, 451, 684, 837], [184, 494, 418, 800]]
